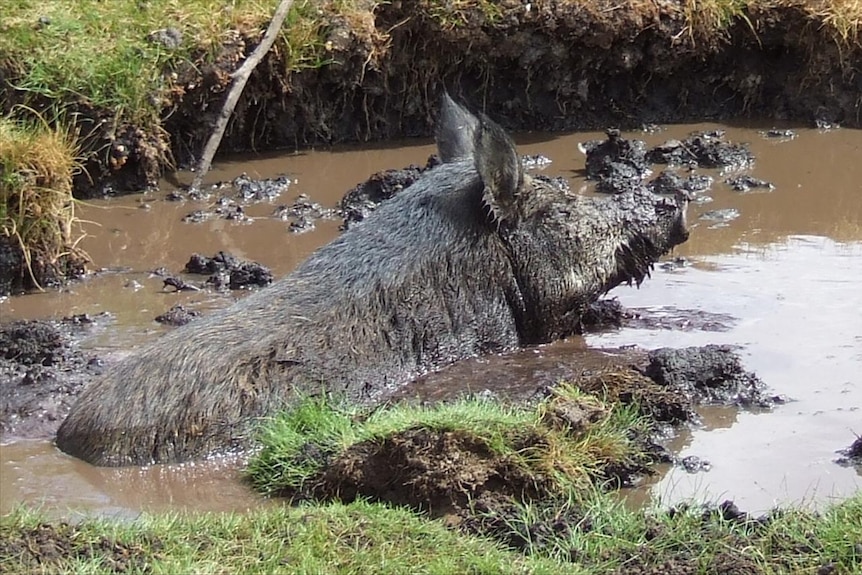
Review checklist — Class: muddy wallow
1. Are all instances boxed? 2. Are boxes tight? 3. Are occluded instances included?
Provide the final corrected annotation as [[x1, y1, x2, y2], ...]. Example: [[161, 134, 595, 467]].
[[55, 94, 689, 466]]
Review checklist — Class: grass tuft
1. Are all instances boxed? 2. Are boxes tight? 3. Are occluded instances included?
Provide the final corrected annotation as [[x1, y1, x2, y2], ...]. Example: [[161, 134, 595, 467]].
[[247, 387, 653, 501], [0, 114, 89, 290], [677, 0, 757, 45]]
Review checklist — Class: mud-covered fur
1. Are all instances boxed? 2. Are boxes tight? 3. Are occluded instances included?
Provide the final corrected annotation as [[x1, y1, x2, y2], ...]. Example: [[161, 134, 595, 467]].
[[56, 95, 688, 466]]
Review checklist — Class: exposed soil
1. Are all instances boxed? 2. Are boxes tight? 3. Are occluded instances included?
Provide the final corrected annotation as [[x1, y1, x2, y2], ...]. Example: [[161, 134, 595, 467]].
[[0, 521, 158, 574]]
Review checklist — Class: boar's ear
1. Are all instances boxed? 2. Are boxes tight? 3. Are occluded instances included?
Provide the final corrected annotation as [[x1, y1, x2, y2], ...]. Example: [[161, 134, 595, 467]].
[[435, 91, 479, 163], [474, 113, 523, 224]]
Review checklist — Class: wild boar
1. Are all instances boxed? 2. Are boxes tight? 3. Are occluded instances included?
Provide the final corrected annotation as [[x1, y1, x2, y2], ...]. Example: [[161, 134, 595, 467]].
[[56, 94, 688, 466]]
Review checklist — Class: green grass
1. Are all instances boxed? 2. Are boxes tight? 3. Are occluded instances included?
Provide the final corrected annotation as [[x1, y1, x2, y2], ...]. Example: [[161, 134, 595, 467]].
[[0, 501, 566, 575], [0, 0, 350, 126], [3, 492, 860, 574], [246, 387, 653, 498], [469, 490, 862, 573]]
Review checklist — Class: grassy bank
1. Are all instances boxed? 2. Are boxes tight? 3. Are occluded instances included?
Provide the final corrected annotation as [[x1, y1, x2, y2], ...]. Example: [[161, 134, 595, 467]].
[[2, 0, 861, 196], [0, 0, 336, 127], [2, 492, 859, 574], [2, 0, 858, 129]]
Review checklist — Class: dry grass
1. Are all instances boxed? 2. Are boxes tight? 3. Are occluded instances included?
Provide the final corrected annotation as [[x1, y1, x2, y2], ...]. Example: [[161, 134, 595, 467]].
[[0, 115, 89, 290], [807, 0, 862, 46]]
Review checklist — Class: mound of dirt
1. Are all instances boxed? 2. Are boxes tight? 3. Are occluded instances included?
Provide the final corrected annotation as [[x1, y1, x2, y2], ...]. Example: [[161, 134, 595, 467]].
[[313, 428, 548, 513]]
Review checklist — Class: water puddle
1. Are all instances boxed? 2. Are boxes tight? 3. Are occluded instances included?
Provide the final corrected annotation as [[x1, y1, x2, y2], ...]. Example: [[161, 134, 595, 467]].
[[1, 123, 860, 517]]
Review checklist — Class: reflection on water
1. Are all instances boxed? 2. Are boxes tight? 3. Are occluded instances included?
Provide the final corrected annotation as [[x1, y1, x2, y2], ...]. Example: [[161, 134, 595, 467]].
[[1, 123, 861, 517], [597, 236, 862, 512]]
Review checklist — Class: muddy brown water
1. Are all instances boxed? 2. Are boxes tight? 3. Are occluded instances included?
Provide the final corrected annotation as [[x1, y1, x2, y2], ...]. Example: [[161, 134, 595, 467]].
[[1, 124, 860, 518]]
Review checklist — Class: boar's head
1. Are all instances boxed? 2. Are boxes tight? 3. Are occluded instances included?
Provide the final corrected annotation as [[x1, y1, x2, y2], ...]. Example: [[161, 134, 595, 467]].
[[438, 94, 689, 343]]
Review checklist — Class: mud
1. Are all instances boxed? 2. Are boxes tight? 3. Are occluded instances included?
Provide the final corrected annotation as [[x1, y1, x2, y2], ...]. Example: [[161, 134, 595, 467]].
[[583, 128, 755, 196], [644, 345, 776, 409], [0, 318, 105, 438], [181, 251, 273, 291], [1, 122, 860, 516], [153, 304, 200, 327]]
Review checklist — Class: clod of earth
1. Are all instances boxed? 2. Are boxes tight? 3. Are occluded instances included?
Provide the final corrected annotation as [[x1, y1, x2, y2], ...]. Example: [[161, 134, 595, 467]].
[[248, 343, 775, 520], [644, 345, 775, 408], [55, 93, 689, 466], [183, 251, 273, 290], [648, 170, 714, 197], [581, 129, 652, 195], [836, 436, 862, 468], [581, 128, 759, 199], [154, 305, 201, 327], [646, 131, 755, 170], [725, 174, 776, 193], [273, 193, 339, 234]]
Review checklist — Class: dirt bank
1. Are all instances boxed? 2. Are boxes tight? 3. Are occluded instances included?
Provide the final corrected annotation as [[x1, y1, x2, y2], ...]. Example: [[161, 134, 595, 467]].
[[2, 1, 860, 198]]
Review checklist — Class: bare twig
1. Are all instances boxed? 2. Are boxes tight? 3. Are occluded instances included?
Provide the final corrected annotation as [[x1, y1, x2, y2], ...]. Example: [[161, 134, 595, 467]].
[[190, 0, 294, 192]]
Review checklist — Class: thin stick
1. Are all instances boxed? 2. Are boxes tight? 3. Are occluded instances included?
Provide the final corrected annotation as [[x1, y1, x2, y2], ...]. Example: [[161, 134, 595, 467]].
[[189, 0, 294, 192]]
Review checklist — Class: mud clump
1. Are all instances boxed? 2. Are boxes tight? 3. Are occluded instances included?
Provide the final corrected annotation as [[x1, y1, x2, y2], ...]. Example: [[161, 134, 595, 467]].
[[644, 345, 775, 408], [339, 157, 439, 230], [725, 174, 775, 193], [176, 174, 338, 230], [570, 344, 778, 422], [0, 521, 157, 573], [154, 304, 200, 327], [180, 251, 273, 290], [836, 436, 862, 468], [582, 129, 754, 198], [582, 129, 651, 195], [274, 194, 338, 233], [0, 317, 104, 439], [572, 368, 693, 423], [646, 131, 755, 170], [648, 170, 714, 197]]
